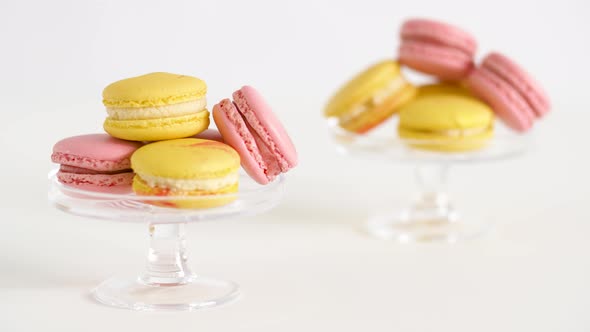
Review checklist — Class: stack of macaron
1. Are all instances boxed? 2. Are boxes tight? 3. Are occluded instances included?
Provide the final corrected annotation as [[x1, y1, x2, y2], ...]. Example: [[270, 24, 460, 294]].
[[324, 18, 550, 151], [52, 72, 297, 208]]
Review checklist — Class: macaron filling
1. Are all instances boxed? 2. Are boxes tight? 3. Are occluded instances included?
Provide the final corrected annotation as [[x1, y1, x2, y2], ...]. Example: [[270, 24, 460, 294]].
[[338, 76, 409, 126], [136, 172, 239, 192], [106, 98, 207, 120], [59, 164, 132, 175]]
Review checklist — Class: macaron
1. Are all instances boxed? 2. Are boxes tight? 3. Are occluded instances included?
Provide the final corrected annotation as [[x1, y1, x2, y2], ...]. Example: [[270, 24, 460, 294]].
[[213, 86, 298, 185], [103, 72, 210, 141], [51, 134, 142, 193], [324, 60, 417, 133], [398, 95, 494, 151], [399, 18, 477, 81], [131, 138, 240, 209], [467, 52, 550, 132]]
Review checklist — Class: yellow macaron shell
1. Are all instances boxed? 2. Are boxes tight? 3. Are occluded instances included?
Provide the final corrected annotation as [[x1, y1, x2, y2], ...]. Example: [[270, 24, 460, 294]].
[[103, 72, 207, 108], [132, 138, 240, 179], [131, 138, 240, 208], [417, 82, 474, 98], [104, 111, 210, 142], [398, 95, 494, 151]]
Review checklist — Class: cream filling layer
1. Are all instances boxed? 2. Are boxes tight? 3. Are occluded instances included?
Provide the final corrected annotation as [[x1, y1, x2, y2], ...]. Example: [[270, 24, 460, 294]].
[[106, 98, 207, 120], [340, 77, 408, 125], [138, 172, 238, 192]]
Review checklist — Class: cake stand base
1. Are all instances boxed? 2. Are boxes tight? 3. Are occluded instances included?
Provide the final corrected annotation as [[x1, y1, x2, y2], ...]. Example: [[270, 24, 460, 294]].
[[92, 275, 239, 311], [365, 165, 492, 243], [365, 207, 492, 243]]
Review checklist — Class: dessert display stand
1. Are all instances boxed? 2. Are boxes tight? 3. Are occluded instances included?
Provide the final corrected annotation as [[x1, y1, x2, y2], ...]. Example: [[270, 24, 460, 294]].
[[329, 119, 529, 243], [48, 170, 286, 311]]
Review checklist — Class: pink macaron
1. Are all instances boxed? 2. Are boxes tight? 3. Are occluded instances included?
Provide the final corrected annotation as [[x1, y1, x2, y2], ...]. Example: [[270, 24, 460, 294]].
[[467, 52, 550, 132], [213, 86, 298, 185], [193, 129, 225, 143], [51, 134, 142, 193], [399, 18, 477, 80]]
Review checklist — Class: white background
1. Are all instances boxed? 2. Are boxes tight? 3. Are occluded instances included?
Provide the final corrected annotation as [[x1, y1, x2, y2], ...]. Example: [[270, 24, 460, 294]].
[[1, 0, 590, 330]]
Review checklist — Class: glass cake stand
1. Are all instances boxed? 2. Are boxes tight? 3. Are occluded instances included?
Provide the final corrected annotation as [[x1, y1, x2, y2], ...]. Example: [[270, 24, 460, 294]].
[[48, 170, 286, 311], [328, 118, 530, 243]]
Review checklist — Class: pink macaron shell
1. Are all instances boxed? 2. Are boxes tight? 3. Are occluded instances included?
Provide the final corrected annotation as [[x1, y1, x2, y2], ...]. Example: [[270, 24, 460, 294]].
[[193, 129, 225, 143], [482, 52, 550, 117], [57, 171, 134, 194], [232, 86, 298, 172], [248, 124, 282, 181], [399, 40, 474, 80], [212, 99, 273, 185], [52, 134, 142, 171], [467, 67, 535, 132], [401, 18, 477, 56]]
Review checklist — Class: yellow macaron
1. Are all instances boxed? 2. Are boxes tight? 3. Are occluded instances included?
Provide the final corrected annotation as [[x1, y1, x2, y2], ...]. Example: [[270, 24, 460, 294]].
[[324, 60, 417, 134], [103, 72, 210, 141], [398, 94, 494, 152], [131, 138, 240, 208]]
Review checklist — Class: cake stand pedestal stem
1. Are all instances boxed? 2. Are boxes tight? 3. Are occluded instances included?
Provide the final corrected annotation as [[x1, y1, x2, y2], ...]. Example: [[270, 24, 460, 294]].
[[140, 223, 194, 286], [410, 163, 453, 219]]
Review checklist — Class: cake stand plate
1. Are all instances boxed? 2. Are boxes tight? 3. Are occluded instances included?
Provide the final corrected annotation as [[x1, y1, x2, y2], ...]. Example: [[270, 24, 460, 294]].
[[329, 118, 530, 243], [48, 170, 286, 311]]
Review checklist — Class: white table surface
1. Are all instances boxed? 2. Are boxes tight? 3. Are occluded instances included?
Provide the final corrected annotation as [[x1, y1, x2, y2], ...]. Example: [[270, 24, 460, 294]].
[[1, 0, 589, 331]]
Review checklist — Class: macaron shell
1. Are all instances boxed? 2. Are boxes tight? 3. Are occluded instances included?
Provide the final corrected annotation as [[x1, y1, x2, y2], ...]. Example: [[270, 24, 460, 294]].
[[401, 18, 477, 56], [132, 175, 238, 209], [233, 86, 298, 171], [57, 171, 134, 194], [398, 126, 493, 152], [104, 111, 210, 141], [52, 133, 142, 171], [417, 83, 474, 98], [102, 72, 207, 108], [482, 52, 550, 117], [399, 40, 474, 80], [467, 67, 535, 132], [398, 95, 494, 130], [212, 99, 271, 185], [324, 61, 402, 117], [131, 138, 240, 180]]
